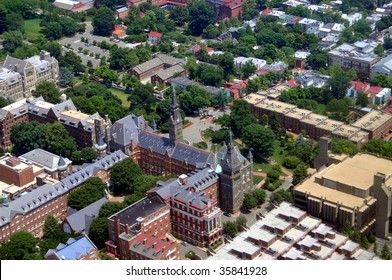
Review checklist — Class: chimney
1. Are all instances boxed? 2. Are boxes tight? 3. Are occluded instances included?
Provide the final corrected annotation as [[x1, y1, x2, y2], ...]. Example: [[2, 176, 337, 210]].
[[14, 64, 18, 72], [40, 50, 45, 60]]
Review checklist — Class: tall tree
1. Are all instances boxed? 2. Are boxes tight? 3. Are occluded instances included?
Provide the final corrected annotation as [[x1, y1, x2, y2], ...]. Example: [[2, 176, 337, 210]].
[[89, 217, 108, 249], [32, 81, 61, 103], [5, 13, 24, 33], [110, 158, 143, 195], [356, 91, 370, 107], [0, 231, 39, 260], [381, 244, 391, 260], [10, 121, 49, 156], [92, 7, 115, 36], [169, 5, 188, 26], [43, 216, 65, 242], [59, 67, 74, 88], [187, 0, 216, 36], [2, 30, 23, 52], [42, 22, 63, 40], [68, 177, 106, 210], [242, 123, 275, 157], [229, 99, 256, 135], [45, 122, 78, 158], [293, 163, 308, 185]]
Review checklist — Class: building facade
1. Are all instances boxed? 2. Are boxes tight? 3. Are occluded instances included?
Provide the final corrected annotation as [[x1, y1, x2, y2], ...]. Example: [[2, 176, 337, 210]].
[[3, 51, 59, 101]]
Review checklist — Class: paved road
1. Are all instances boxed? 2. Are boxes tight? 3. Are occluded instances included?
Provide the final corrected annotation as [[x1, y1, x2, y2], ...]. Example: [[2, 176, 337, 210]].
[[178, 241, 208, 260]]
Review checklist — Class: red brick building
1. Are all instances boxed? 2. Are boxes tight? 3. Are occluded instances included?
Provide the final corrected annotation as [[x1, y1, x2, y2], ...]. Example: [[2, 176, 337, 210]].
[[105, 196, 171, 259], [114, 7, 129, 20], [218, 0, 244, 20], [148, 169, 223, 247], [129, 234, 180, 260]]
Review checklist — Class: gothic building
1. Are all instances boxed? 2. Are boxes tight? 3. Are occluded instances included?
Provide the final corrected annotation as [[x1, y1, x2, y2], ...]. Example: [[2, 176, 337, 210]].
[[217, 133, 254, 213], [110, 87, 254, 214]]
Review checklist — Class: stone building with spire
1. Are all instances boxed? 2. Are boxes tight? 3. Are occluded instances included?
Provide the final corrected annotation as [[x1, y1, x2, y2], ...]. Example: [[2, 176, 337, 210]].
[[217, 132, 254, 213]]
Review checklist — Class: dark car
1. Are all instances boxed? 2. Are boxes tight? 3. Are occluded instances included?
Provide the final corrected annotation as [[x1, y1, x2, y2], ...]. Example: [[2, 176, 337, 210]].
[[224, 212, 231, 217]]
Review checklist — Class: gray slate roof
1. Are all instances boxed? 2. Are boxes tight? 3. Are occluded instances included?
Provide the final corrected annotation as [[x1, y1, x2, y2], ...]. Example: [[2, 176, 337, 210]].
[[19, 148, 71, 172], [111, 114, 152, 147], [65, 197, 108, 234], [150, 167, 219, 201], [3, 55, 29, 73], [154, 64, 185, 80], [0, 150, 127, 227], [171, 142, 213, 168], [138, 130, 174, 155]]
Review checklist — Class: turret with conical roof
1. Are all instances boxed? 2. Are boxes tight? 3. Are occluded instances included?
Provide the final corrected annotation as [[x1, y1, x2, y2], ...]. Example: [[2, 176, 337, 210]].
[[169, 86, 184, 144]]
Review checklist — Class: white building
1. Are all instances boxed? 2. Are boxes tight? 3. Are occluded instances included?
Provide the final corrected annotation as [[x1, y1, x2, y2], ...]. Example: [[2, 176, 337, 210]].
[[234, 57, 267, 70]]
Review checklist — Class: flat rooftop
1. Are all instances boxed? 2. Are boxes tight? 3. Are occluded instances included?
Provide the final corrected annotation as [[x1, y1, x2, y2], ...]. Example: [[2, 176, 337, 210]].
[[348, 130, 369, 143], [110, 196, 167, 226], [301, 113, 328, 126], [321, 153, 392, 190], [352, 110, 392, 132], [243, 93, 265, 105], [295, 174, 374, 209], [61, 110, 90, 120], [317, 118, 344, 132], [332, 124, 360, 138], [254, 99, 295, 114], [285, 107, 312, 120]]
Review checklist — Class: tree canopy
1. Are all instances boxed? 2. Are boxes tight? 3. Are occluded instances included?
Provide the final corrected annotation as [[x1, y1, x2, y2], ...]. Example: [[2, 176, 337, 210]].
[[92, 7, 115, 36], [187, 0, 216, 36], [110, 158, 143, 195], [68, 177, 106, 210], [242, 123, 275, 158]]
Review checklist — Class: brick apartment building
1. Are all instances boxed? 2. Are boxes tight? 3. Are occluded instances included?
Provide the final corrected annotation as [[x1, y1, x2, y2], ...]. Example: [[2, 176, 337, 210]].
[[0, 151, 127, 243], [2, 51, 59, 101], [148, 168, 223, 247], [105, 196, 172, 259], [0, 97, 111, 149], [243, 93, 376, 146]]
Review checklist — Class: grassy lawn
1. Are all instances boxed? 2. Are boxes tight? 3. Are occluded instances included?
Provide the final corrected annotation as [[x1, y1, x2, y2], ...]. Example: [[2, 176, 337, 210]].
[[250, 140, 287, 175], [109, 88, 130, 108], [253, 175, 265, 185], [24, 19, 42, 41]]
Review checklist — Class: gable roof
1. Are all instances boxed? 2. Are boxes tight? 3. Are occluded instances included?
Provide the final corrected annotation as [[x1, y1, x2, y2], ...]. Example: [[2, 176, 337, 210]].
[[65, 197, 108, 233], [45, 235, 97, 260], [148, 31, 163, 38]]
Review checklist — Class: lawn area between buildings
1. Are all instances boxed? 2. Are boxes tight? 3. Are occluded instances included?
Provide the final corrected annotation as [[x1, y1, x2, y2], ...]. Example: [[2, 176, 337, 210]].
[[109, 88, 130, 108], [24, 19, 42, 41]]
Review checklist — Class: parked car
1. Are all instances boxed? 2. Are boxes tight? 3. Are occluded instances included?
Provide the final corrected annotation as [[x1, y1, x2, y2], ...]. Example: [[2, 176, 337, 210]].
[[181, 241, 188, 246], [224, 212, 231, 217]]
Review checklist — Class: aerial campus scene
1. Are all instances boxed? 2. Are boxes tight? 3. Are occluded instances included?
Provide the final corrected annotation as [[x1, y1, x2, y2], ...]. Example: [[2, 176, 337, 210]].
[[0, 0, 391, 262]]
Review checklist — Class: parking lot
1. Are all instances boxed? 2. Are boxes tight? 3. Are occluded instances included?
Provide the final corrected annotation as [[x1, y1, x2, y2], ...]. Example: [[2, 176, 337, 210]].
[[59, 22, 142, 68]]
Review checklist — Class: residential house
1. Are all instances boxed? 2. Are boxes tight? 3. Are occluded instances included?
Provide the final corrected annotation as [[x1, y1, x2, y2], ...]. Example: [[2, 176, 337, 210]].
[[295, 72, 330, 88], [148, 31, 163, 44], [234, 57, 267, 70], [299, 18, 323, 34], [371, 53, 392, 79], [114, 7, 129, 20]]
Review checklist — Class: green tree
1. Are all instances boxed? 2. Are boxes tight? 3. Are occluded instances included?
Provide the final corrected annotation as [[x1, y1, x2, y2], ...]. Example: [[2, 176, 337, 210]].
[[5, 13, 24, 33], [218, 53, 236, 78], [94, 65, 119, 86], [223, 221, 238, 238], [92, 7, 115, 36], [293, 163, 308, 185], [270, 189, 293, 204], [32, 81, 61, 103], [384, 35, 392, 50], [42, 22, 63, 40], [0, 231, 39, 260], [98, 201, 126, 218], [243, 192, 259, 210], [307, 49, 327, 70], [10, 121, 48, 156], [2, 30, 23, 52], [0, 4, 8, 33], [110, 158, 143, 195], [45, 122, 78, 158], [68, 177, 106, 210], [89, 217, 108, 248], [169, 5, 188, 26], [187, 0, 216, 36], [331, 138, 359, 156], [242, 123, 275, 157], [60, 51, 85, 74], [381, 244, 391, 260], [43, 215, 66, 242], [80, 147, 98, 163], [236, 216, 247, 229], [283, 156, 302, 169], [374, 44, 385, 57], [287, 6, 311, 18], [356, 91, 370, 107], [59, 67, 74, 88], [229, 99, 257, 136], [0, 97, 7, 108], [361, 236, 370, 249], [44, 42, 62, 59], [58, 16, 78, 37], [241, 61, 257, 79]]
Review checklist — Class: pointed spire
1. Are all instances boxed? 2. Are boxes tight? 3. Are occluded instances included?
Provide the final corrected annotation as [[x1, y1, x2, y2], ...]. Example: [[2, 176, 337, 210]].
[[171, 85, 178, 110], [247, 148, 253, 162], [228, 129, 234, 152]]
